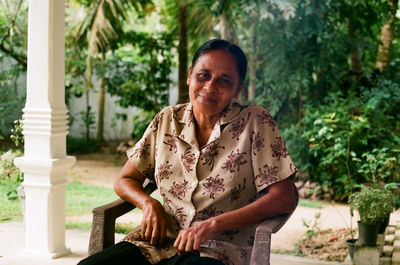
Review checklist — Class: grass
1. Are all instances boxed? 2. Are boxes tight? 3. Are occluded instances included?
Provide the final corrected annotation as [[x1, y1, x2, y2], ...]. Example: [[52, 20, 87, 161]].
[[66, 221, 135, 235], [271, 248, 304, 257], [0, 184, 23, 222], [0, 182, 119, 223], [1, 181, 162, 232], [298, 199, 322, 209], [66, 181, 119, 216]]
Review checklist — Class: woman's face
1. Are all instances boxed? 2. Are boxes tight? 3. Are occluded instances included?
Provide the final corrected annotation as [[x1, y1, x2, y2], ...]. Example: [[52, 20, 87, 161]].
[[187, 50, 243, 120]]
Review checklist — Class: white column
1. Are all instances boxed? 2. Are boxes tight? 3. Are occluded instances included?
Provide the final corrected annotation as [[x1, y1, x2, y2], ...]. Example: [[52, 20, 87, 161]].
[[14, 0, 75, 259]]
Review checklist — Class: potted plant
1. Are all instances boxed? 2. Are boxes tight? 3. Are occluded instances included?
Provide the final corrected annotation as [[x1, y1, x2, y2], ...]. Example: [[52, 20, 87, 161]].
[[349, 187, 394, 246], [354, 148, 400, 235]]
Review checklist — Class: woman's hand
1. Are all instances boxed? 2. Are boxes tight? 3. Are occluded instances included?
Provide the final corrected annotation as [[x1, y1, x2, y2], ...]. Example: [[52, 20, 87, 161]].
[[141, 198, 167, 246], [173, 219, 218, 254]]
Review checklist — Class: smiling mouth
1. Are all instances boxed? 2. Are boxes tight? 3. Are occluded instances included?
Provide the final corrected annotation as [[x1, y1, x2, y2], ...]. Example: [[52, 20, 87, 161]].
[[198, 94, 218, 104]]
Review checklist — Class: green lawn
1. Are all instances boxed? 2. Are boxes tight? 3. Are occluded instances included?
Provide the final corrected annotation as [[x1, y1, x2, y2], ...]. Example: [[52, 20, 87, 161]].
[[66, 181, 119, 216], [0, 184, 22, 222], [0, 182, 119, 223], [0, 181, 162, 233]]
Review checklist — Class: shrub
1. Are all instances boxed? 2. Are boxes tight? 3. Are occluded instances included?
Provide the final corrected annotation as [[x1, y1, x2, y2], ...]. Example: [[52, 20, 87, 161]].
[[0, 150, 24, 200], [67, 136, 99, 154], [285, 77, 400, 199], [349, 187, 394, 225]]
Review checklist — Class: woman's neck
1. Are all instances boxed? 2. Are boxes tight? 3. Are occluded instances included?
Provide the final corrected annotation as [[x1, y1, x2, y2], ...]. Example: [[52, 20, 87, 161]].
[[193, 109, 219, 148]]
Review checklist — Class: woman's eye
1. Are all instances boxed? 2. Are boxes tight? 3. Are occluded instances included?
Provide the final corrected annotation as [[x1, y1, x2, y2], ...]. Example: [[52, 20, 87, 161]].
[[197, 73, 210, 81], [222, 79, 231, 85], [219, 79, 232, 87]]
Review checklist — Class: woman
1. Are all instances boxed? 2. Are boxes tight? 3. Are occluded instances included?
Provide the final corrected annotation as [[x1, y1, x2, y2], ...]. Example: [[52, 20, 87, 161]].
[[79, 39, 297, 265]]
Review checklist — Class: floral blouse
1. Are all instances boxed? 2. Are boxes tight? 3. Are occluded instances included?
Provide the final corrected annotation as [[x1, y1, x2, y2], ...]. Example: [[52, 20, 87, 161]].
[[123, 100, 296, 265]]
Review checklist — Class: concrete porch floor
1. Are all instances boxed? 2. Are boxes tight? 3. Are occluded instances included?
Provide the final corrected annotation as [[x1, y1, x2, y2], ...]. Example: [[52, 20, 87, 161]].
[[0, 222, 343, 265]]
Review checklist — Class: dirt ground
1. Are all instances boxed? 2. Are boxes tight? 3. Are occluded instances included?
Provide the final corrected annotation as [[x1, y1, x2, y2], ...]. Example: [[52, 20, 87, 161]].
[[67, 152, 400, 262]]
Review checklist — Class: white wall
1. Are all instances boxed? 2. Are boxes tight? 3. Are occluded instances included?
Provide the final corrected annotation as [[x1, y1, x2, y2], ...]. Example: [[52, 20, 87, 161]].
[[68, 68, 178, 141]]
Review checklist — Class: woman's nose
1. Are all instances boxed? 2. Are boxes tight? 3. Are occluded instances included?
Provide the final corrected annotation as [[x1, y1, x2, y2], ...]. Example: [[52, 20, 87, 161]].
[[204, 78, 218, 92]]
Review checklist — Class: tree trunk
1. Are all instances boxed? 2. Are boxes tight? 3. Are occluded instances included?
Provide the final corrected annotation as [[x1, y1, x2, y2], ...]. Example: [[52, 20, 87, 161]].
[[97, 52, 105, 142], [85, 55, 93, 141], [375, 0, 398, 73], [348, 20, 363, 92], [219, 11, 237, 43], [248, 58, 256, 102], [177, 3, 189, 104]]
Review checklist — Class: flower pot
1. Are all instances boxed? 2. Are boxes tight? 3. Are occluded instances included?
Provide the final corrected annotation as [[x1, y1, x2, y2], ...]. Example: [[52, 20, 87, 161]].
[[358, 221, 379, 246], [346, 239, 357, 260], [378, 214, 390, 234]]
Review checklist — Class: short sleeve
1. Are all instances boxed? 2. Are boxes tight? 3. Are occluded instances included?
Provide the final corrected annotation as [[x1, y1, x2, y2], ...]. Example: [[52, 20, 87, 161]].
[[126, 112, 163, 181], [250, 107, 297, 193]]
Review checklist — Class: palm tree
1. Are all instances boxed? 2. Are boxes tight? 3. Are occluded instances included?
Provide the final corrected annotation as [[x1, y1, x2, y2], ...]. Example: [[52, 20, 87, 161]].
[[72, 0, 152, 142]]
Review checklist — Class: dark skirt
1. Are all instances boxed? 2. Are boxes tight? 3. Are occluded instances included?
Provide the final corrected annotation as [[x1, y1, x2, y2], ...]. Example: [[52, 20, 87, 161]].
[[77, 241, 225, 265]]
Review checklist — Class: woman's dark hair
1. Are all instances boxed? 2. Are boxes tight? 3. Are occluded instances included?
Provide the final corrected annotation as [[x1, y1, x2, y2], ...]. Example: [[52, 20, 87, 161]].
[[191, 39, 247, 82]]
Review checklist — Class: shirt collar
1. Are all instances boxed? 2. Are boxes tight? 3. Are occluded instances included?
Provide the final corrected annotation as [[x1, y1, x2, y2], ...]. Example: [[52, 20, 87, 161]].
[[174, 100, 242, 126], [218, 100, 241, 125]]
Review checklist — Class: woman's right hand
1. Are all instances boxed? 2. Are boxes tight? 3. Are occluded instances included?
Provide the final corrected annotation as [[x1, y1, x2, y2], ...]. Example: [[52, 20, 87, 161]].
[[114, 161, 166, 246], [141, 198, 167, 246]]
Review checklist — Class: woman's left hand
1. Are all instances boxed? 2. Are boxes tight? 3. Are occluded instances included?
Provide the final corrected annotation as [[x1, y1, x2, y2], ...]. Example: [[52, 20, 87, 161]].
[[173, 219, 218, 254]]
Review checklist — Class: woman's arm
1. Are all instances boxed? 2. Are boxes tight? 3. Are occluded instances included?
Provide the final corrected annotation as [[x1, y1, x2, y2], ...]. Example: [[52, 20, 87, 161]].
[[114, 160, 166, 246], [173, 175, 297, 253]]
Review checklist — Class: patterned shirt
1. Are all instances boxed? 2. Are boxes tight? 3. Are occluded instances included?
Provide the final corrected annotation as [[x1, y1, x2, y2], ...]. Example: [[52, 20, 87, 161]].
[[123, 100, 296, 265]]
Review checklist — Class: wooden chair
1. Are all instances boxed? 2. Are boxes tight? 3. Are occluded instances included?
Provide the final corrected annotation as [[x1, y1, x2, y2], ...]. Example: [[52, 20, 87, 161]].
[[88, 179, 297, 265]]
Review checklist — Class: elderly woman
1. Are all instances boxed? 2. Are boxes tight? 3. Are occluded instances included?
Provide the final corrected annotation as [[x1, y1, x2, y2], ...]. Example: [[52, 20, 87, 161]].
[[79, 39, 297, 265]]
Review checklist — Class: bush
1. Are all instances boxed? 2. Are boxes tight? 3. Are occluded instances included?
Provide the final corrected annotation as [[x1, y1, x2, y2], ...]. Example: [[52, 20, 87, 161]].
[[349, 187, 394, 225], [67, 136, 99, 154], [0, 150, 24, 200], [285, 77, 400, 199]]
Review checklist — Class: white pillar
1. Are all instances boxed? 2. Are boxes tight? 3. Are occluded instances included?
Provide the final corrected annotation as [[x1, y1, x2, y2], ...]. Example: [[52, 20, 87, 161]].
[[14, 0, 75, 259]]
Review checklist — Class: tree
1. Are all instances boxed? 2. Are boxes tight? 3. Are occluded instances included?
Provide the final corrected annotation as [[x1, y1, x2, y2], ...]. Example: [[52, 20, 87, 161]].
[[375, 0, 399, 73], [71, 0, 152, 141], [0, 0, 28, 137], [0, 0, 27, 68]]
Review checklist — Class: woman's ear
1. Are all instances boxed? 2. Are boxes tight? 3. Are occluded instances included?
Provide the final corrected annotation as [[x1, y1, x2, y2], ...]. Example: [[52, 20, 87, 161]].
[[186, 65, 193, 85], [234, 81, 244, 99]]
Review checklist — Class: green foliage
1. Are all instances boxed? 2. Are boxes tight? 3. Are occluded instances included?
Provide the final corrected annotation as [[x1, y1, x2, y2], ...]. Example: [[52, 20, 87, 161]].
[[0, 68, 25, 138], [104, 31, 173, 139], [0, 0, 28, 67], [0, 1, 27, 137], [10, 119, 24, 149], [284, 77, 400, 198], [349, 187, 394, 225], [0, 150, 23, 200], [354, 148, 399, 185], [131, 110, 158, 140], [302, 212, 321, 240], [67, 136, 99, 154], [0, 184, 22, 222]]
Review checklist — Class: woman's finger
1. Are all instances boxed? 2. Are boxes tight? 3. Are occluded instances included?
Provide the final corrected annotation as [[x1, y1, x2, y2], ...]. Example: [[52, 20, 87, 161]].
[[150, 224, 160, 245], [173, 234, 181, 249], [144, 223, 152, 241], [159, 220, 166, 245], [141, 222, 147, 240], [178, 232, 188, 251], [185, 233, 195, 252], [193, 236, 201, 251]]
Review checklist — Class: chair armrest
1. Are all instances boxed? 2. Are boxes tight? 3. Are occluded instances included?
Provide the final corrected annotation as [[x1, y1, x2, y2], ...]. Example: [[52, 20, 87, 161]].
[[249, 214, 292, 265], [88, 179, 157, 255], [250, 181, 298, 265]]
